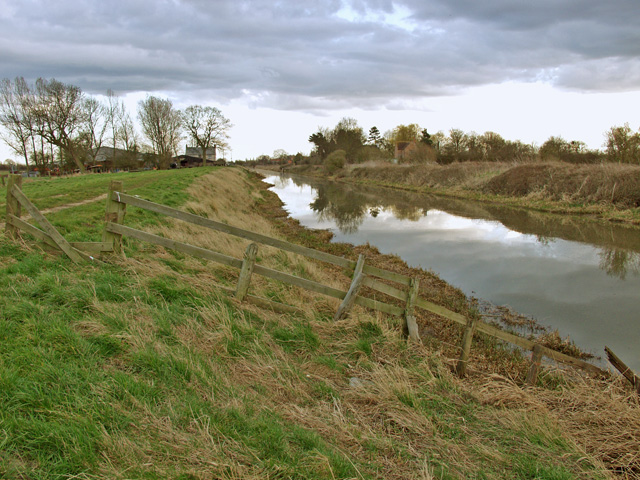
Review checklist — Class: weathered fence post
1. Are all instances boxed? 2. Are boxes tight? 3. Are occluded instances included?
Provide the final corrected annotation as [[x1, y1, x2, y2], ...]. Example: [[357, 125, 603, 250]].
[[102, 181, 126, 255], [403, 277, 421, 342], [235, 243, 258, 301], [526, 344, 544, 386], [334, 254, 366, 321], [605, 346, 640, 394], [456, 316, 478, 377], [5, 174, 22, 239]]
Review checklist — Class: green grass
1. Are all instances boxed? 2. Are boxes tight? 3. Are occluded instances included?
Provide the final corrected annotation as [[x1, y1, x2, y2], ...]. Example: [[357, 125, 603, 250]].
[[0, 168, 615, 479]]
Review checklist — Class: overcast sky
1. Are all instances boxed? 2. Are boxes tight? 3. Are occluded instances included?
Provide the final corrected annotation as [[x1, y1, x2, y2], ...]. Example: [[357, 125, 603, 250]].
[[1, 0, 640, 161]]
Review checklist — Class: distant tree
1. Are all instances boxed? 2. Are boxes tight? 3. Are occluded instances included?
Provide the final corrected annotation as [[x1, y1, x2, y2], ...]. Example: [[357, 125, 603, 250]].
[[540, 136, 570, 161], [308, 129, 332, 159], [443, 128, 467, 162], [368, 126, 382, 146], [79, 97, 109, 165], [479, 131, 507, 162], [0, 77, 33, 172], [33, 78, 88, 172], [182, 105, 231, 167], [605, 123, 640, 164], [332, 117, 365, 162], [138, 96, 182, 169], [420, 128, 433, 146]]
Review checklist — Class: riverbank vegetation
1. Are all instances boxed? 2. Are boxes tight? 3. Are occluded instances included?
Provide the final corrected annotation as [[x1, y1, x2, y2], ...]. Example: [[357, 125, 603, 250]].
[[1, 167, 639, 478], [242, 117, 640, 223]]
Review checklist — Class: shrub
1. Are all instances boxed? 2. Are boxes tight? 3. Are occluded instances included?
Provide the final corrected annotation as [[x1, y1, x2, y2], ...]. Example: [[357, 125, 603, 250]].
[[324, 150, 346, 174]]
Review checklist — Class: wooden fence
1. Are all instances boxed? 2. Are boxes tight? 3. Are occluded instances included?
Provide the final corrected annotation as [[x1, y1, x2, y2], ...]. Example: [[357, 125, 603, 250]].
[[4, 175, 615, 385]]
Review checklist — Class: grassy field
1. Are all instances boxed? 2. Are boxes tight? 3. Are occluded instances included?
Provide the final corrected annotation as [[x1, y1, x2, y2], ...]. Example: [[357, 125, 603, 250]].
[[1, 167, 639, 479]]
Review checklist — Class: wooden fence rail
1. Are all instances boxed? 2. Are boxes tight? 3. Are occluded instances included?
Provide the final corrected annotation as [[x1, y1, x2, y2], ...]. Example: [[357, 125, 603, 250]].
[[4, 175, 609, 383]]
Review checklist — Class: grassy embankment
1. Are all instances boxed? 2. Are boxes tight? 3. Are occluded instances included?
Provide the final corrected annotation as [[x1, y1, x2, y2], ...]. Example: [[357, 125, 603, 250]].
[[1, 167, 639, 479], [281, 162, 640, 225]]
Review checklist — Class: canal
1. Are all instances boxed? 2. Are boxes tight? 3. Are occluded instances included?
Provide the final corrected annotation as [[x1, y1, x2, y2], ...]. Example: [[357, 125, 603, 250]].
[[262, 173, 640, 370]]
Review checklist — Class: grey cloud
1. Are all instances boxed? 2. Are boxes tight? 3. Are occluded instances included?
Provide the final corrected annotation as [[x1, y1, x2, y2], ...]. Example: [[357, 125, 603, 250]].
[[0, 0, 638, 112]]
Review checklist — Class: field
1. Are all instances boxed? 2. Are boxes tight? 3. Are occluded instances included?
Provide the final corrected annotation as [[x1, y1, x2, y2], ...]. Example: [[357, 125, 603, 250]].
[[1, 167, 639, 479]]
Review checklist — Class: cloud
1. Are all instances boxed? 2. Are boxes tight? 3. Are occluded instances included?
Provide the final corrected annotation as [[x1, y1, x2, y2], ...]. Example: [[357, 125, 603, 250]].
[[0, 0, 639, 113]]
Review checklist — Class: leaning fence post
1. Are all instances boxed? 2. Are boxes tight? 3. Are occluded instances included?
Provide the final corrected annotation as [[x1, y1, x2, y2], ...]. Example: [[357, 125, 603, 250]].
[[526, 344, 544, 386], [334, 254, 366, 321], [102, 180, 126, 255], [403, 277, 421, 342], [456, 316, 478, 377], [236, 243, 258, 301], [5, 174, 22, 239]]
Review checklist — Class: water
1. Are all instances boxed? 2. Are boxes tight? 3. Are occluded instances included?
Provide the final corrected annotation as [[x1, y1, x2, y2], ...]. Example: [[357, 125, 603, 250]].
[[262, 173, 640, 370]]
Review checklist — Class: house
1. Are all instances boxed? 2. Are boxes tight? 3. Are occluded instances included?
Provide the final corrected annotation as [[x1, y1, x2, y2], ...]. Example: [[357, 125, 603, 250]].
[[174, 145, 226, 167], [395, 141, 418, 161]]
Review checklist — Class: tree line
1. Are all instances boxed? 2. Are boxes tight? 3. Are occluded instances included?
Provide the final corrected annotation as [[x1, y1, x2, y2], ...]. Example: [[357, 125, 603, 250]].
[[253, 118, 639, 169], [0, 77, 231, 174]]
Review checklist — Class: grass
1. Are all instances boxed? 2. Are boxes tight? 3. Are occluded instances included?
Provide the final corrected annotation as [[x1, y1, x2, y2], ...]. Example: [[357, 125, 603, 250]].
[[1, 167, 638, 479]]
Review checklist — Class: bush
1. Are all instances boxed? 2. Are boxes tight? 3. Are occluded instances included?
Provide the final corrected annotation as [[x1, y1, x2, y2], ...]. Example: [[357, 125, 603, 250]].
[[324, 150, 346, 174]]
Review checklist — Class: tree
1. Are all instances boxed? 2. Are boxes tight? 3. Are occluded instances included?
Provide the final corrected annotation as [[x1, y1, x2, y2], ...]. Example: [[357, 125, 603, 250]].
[[309, 130, 332, 159], [182, 105, 231, 167], [368, 126, 382, 146], [79, 97, 108, 165], [332, 117, 365, 163], [0, 77, 34, 172], [33, 78, 88, 172], [605, 123, 640, 164], [420, 128, 433, 146], [138, 96, 182, 169]]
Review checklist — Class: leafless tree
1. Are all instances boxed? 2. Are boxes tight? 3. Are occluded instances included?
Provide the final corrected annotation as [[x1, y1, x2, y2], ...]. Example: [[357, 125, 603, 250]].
[[33, 78, 88, 172], [181, 105, 231, 166], [138, 96, 182, 169], [0, 77, 33, 172]]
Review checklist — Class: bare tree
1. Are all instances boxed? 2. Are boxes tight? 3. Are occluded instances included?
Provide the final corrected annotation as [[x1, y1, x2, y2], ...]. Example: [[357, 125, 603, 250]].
[[34, 78, 88, 172], [138, 96, 182, 169], [181, 105, 231, 167], [80, 97, 108, 165], [0, 77, 33, 172]]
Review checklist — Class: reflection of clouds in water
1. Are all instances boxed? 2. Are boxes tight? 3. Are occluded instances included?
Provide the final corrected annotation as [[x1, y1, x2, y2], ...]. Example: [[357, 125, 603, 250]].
[[265, 174, 640, 370]]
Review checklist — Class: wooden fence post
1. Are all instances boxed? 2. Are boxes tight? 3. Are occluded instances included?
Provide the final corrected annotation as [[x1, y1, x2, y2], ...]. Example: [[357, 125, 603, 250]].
[[605, 346, 640, 394], [102, 181, 126, 255], [334, 254, 366, 321], [526, 344, 544, 386], [456, 316, 478, 377], [235, 243, 258, 301], [403, 277, 421, 342], [5, 174, 22, 239]]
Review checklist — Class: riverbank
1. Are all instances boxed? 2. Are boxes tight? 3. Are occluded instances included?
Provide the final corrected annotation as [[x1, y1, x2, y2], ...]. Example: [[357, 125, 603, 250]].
[[273, 161, 640, 225], [1, 167, 639, 478]]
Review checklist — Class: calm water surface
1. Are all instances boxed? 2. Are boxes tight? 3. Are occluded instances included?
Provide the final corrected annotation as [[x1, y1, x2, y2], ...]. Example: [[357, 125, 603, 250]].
[[262, 173, 640, 370]]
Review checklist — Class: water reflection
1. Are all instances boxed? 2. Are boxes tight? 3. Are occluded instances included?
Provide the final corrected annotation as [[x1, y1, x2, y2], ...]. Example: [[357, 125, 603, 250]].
[[280, 174, 640, 279]]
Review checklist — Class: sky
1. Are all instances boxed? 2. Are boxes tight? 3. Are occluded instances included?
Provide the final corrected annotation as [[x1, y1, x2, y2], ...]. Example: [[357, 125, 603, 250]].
[[1, 0, 640, 162]]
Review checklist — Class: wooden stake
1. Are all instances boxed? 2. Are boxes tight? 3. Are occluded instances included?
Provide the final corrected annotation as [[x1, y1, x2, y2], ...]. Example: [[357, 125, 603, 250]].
[[235, 243, 258, 301], [5, 175, 22, 239], [334, 254, 366, 321], [605, 346, 640, 394], [456, 316, 478, 377], [102, 181, 126, 254], [526, 344, 544, 386], [404, 277, 421, 342]]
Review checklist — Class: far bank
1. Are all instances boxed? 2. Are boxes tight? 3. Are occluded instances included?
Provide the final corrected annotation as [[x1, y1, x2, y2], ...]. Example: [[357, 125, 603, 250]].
[[267, 161, 640, 225]]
